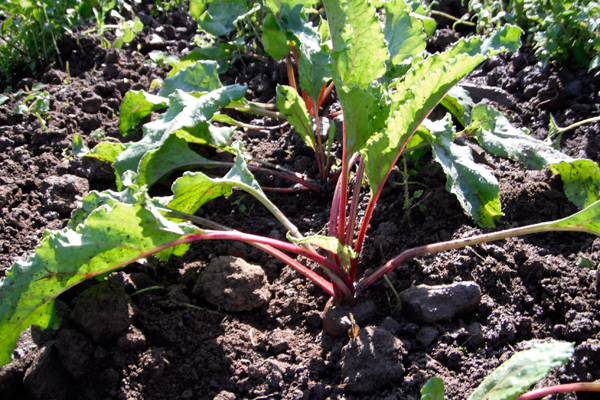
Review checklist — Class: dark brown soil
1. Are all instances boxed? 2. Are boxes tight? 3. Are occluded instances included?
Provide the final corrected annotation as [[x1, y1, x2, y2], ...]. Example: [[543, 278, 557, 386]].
[[2, 2, 600, 400]]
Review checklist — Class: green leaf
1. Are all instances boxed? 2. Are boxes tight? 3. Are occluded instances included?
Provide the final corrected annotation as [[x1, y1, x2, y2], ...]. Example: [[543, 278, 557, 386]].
[[262, 13, 292, 60], [72, 134, 89, 157], [265, 0, 319, 14], [119, 90, 168, 136], [323, 0, 388, 88], [411, 12, 436, 38], [471, 103, 600, 209], [383, 0, 427, 68], [276, 85, 316, 151], [441, 85, 474, 127], [287, 233, 358, 268], [14, 102, 28, 115], [471, 103, 570, 169], [0, 197, 200, 366], [283, 5, 332, 104], [189, 0, 205, 20], [68, 171, 143, 228], [164, 171, 233, 216], [0, 94, 8, 105], [467, 341, 574, 400], [198, 0, 248, 36], [165, 142, 303, 238], [29, 94, 49, 115], [549, 160, 600, 209], [86, 142, 127, 164], [159, 60, 223, 97], [169, 47, 230, 77], [392, 25, 522, 106], [114, 86, 246, 189], [338, 82, 391, 160], [428, 115, 502, 228], [361, 26, 522, 198], [421, 377, 445, 400], [137, 135, 211, 187]]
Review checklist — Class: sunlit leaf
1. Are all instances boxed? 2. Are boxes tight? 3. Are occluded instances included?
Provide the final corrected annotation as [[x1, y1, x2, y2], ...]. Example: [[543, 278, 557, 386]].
[[468, 341, 573, 400], [119, 90, 168, 136], [114, 86, 246, 189], [441, 85, 474, 127], [384, 0, 427, 69], [421, 377, 445, 400], [323, 0, 388, 88], [72, 134, 89, 157], [262, 13, 292, 60], [198, 0, 248, 36], [0, 195, 200, 366], [549, 160, 600, 208], [287, 234, 358, 268], [159, 60, 222, 97], [136, 135, 210, 187], [276, 85, 316, 151], [471, 103, 600, 209], [428, 115, 502, 228]]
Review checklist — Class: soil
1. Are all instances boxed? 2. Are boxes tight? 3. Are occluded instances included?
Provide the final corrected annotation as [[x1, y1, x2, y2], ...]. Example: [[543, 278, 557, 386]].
[[2, 1, 600, 400]]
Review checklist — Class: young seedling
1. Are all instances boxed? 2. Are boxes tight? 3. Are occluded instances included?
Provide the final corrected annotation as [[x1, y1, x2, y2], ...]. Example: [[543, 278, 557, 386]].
[[2, 0, 600, 366]]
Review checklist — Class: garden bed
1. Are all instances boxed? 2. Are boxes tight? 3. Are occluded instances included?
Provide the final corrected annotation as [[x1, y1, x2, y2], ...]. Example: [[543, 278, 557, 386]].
[[1, 1, 600, 399]]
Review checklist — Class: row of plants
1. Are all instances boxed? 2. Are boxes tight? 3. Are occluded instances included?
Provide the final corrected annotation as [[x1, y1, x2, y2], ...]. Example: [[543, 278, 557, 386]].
[[2, 0, 600, 397], [466, 0, 600, 70], [0, 0, 179, 80]]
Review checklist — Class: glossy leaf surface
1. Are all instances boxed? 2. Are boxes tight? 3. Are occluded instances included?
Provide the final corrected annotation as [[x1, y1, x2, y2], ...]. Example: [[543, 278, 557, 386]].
[[428, 116, 502, 228], [468, 341, 573, 400], [276, 85, 316, 151], [472, 103, 600, 208], [119, 90, 168, 135]]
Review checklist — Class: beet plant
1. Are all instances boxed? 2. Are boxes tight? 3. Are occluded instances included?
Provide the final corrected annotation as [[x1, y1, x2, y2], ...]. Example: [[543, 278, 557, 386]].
[[3, 0, 600, 369]]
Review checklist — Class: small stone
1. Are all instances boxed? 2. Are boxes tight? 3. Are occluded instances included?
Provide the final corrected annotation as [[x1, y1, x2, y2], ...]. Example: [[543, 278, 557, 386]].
[[103, 64, 121, 80], [565, 311, 594, 341], [54, 329, 93, 379], [379, 317, 400, 335], [116, 325, 147, 351], [71, 281, 137, 344], [399, 282, 482, 323], [415, 326, 439, 347], [81, 95, 102, 114], [340, 327, 405, 394], [140, 347, 169, 379], [79, 113, 103, 133], [23, 345, 70, 400], [213, 390, 236, 400], [193, 256, 271, 312], [105, 49, 120, 64], [0, 185, 13, 207], [137, 12, 153, 26], [267, 329, 294, 355], [163, 25, 176, 40], [0, 136, 15, 151], [322, 297, 378, 337], [115, 79, 132, 95], [0, 348, 35, 398], [141, 34, 166, 52], [41, 174, 89, 215], [41, 69, 63, 85]]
